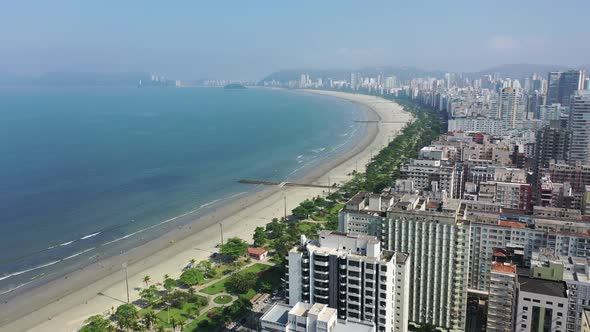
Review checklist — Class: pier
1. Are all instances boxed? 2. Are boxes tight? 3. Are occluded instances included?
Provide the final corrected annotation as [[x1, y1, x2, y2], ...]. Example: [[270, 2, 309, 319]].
[[354, 120, 408, 123], [238, 179, 337, 189]]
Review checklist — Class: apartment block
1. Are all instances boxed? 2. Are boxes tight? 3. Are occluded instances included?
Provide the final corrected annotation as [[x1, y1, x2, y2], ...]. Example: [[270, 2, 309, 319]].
[[286, 231, 410, 332], [340, 194, 470, 330], [486, 262, 517, 332], [514, 276, 568, 332]]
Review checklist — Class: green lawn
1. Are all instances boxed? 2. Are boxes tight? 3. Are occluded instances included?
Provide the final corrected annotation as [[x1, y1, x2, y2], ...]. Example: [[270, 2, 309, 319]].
[[311, 203, 344, 221], [201, 263, 272, 295], [155, 301, 204, 329], [213, 295, 232, 304], [182, 307, 224, 332]]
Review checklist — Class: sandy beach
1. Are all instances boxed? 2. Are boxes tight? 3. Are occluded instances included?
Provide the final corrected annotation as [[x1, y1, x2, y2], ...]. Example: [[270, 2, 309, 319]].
[[0, 90, 412, 332]]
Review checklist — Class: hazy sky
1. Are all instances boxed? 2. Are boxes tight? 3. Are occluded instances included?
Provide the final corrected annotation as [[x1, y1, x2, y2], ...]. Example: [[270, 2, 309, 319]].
[[1, 1, 588, 80]]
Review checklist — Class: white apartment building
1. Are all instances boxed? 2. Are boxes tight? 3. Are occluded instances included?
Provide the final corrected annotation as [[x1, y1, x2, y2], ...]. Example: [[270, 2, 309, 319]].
[[530, 254, 590, 332], [448, 117, 504, 136], [467, 209, 590, 292], [261, 302, 375, 332], [287, 231, 410, 332], [569, 90, 590, 164], [515, 276, 568, 332], [399, 159, 458, 198], [497, 87, 524, 129]]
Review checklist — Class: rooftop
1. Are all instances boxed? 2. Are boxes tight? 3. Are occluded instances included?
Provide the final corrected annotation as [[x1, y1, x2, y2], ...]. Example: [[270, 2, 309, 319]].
[[260, 303, 290, 326], [491, 262, 516, 274], [518, 276, 567, 298], [499, 220, 526, 228], [247, 247, 268, 256]]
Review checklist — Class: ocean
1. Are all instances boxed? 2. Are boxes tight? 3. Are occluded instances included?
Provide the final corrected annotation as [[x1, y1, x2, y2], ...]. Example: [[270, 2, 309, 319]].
[[0, 87, 365, 295]]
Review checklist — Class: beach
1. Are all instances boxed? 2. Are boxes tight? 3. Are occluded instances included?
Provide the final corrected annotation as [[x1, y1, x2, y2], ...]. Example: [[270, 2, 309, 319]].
[[0, 90, 412, 332]]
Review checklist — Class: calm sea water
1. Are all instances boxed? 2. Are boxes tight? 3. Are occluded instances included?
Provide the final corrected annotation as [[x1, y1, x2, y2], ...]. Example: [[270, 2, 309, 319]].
[[0, 87, 364, 294]]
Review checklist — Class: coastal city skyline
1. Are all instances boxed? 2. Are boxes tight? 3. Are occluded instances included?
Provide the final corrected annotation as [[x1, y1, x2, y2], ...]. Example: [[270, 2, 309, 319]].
[[4, 2, 590, 332]]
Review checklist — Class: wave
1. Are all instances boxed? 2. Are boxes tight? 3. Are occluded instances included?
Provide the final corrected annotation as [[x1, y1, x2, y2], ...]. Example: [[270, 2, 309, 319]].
[[310, 147, 326, 154], [62, 247, 96, 261], [80, 232, 101, 240], [0, 279, 37, 296], [297, 154, 304, 159], [199, 198, 223, 209], [0, 190, 250, 286], [0, 260, 60, 282], [228, 191, 247, 199]]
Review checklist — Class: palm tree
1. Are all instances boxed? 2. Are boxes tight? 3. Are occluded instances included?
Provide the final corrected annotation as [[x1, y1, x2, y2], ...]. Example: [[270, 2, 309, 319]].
[[142, 310, 158, 331], [170, 317, 179, 332], [143, 275, 151, 287]]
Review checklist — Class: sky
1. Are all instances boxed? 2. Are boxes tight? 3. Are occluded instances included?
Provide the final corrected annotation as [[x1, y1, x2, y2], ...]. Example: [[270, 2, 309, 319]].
[[0, 1, 588, 80]]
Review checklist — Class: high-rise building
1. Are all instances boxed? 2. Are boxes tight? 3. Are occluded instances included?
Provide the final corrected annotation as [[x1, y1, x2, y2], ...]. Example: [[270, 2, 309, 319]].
[[514, 276, 568, 332], [530, 253, 590, 332], [569, 90, 590, 164], [486, 262, 517, 332], [340, 195, 470, 330], [535, 121, 572, 167], [547, 70, 585, 106], [399, 159, 458, 198], [497, 87, 522, 129], [287, 231, 410, 332], [559, 70, 585, 107], [547, 71, 563, 105]]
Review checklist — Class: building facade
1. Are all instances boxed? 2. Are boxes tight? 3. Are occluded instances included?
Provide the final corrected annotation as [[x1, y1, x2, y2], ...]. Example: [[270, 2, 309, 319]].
[[287, 231, 410, 332]]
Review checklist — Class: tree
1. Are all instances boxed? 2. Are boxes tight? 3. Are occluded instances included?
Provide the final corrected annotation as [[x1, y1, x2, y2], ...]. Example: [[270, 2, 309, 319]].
[[196, 260, 214, 278], [80, 314, 115, 332], [139, 285, 160, 307], [170, 317, 179, 332], [163, 278, 178, 291], [162, 290, 190, 308], [227, 271, 257, 294], [326, 191, 343, 202], [142, 310, 158, 330], [143, 275, 151, 288], [180, 269, 205, 286], [260, 280, 273, 292], [188, 294, 208, 307], [291, 205, 309, 220], [220, 237, 248, 261], [115, 304, 138, 331], [265, 218, 286, 239], [252, 226, 268, 247], [313, 196, 328, 208]]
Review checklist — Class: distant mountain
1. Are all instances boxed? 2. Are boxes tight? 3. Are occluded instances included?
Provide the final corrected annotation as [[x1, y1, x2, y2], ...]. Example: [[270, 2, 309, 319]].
[[0, 71, 152, 87]]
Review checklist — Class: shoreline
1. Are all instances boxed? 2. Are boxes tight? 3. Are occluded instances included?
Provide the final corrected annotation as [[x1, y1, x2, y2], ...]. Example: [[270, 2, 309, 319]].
[[0, 90, 412, 332]]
